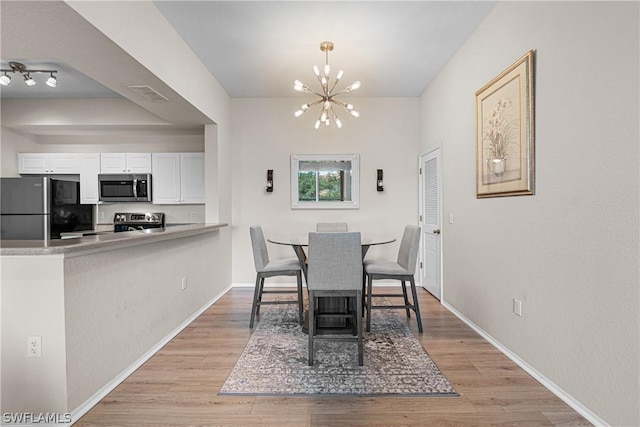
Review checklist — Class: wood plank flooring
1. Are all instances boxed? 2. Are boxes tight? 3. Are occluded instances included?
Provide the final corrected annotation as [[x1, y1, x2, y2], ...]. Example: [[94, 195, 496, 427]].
[[76, 287, 591, 426]]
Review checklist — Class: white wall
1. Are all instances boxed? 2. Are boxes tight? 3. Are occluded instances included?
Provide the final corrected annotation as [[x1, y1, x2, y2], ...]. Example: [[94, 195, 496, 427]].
[[420, 2, 639, 425], [231, 98, 420, 284]]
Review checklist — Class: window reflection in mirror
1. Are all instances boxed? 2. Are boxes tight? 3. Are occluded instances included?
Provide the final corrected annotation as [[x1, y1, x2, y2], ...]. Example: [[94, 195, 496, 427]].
[[291, 154, 359, 209]]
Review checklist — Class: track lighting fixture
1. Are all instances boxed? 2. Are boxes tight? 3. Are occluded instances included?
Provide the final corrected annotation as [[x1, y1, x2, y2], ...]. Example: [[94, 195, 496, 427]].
[[0, 62, 58, 88]]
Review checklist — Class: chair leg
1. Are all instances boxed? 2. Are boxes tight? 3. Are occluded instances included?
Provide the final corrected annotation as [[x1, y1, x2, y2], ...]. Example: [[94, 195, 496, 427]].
[[308, 291, 315, 366], [409, 277, 423, 333], [401, 280, 411, 319], [366, 274, 373, 332], [296, 271, 303, 325], [356, 290, 363, 366], [361, 266, 367, 315], [249, 273, 262, 328], [255, 277, 265, 316]]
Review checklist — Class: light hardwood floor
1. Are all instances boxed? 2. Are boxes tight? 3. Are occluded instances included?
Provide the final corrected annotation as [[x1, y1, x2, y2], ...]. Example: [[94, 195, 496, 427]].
[[77, 287, 591, 426]]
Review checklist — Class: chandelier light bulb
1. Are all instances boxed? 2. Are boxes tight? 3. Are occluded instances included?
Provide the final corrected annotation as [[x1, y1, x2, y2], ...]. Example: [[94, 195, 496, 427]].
[[293, 41, 360, 130], [0, 73, 11, 86], [347, 81, 361, 92]]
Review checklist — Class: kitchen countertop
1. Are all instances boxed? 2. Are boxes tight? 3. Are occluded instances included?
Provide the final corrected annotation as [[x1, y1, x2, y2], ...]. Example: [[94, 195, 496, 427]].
[[0, 223, 228, 256]]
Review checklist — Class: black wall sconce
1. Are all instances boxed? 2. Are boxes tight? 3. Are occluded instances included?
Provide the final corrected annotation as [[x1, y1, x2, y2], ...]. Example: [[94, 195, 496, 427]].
[[266, 169, 274, 192], [377, 169, 384, 191]]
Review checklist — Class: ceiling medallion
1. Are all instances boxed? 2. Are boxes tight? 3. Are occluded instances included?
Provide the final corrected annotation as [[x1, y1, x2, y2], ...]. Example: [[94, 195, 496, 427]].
[[293, 41, 360, 130]]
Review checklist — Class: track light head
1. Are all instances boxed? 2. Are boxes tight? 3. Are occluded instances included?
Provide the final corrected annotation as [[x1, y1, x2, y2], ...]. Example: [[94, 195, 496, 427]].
[[24, 74, 36, 87], [0, 73, 11, 87], [46, 73, 57, 88]]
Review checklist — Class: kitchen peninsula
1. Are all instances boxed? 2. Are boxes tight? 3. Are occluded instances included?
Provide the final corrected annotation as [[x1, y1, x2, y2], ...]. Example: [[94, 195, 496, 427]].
[[1, 223, 228, 419]]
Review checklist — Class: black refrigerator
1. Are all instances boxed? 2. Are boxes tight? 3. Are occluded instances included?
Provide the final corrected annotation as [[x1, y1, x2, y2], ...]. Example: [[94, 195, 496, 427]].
[[0, 177, 94, 240]]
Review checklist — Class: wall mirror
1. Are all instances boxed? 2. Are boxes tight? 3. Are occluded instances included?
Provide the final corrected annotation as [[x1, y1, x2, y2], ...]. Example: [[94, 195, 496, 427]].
[[290, 154, 359, 209]]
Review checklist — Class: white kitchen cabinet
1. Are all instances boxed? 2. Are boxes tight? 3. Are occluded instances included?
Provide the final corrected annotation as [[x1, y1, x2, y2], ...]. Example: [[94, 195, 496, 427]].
[[100, 153, 151, 174], [152, 153, 205, 204], [19, 153, 80, 174], [79, 153, 100, 204]]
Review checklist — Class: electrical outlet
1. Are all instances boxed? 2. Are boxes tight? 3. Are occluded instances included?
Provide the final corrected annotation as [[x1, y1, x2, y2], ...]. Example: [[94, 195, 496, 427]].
[[27, 336, 42, 358], [99, 211, 104, 220], [449, 213, 454, 224], [513, 298, 522, 317], [190, 212, 196, 220], [181, 277, 187, 291]]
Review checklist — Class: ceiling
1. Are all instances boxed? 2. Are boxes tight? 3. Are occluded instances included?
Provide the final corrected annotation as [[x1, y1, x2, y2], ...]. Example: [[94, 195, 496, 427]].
[[0, 1, 496, 123]]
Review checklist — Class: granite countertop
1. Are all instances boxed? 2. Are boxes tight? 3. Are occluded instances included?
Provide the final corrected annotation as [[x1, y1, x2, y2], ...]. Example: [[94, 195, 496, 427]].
[[0, 223, 228, 257]]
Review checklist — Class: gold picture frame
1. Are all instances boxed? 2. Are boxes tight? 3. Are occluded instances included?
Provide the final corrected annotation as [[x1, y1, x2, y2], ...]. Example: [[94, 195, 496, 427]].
[[476, 50, 535, 198]]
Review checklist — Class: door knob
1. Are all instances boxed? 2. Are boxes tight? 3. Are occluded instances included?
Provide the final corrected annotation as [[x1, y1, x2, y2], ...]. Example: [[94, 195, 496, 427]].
[[432, 229, 441, 234]]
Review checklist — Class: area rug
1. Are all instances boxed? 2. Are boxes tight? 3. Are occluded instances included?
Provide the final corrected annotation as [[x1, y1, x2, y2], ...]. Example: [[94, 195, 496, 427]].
[[219, 301, 457, 396]]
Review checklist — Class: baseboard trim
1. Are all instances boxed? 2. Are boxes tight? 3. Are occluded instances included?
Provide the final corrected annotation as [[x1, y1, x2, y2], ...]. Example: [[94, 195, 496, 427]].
[[70, 284, 233, 425], [441, 300, 608, 427]]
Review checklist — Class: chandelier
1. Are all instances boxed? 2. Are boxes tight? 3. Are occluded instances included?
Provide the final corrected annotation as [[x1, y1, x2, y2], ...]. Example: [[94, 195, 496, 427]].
[[0, 62, 58, 88], [293, 41, 360, 130]]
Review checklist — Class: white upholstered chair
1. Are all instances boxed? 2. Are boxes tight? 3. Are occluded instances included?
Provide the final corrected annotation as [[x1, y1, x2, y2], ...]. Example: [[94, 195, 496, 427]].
[[364, 225, 423, 333], [307, 232, 364, 366], [249, 225, 303, 328]]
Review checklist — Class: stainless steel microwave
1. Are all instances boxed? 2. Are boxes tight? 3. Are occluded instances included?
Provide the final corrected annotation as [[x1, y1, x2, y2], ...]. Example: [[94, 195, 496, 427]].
[[98, 174, 152, 202]]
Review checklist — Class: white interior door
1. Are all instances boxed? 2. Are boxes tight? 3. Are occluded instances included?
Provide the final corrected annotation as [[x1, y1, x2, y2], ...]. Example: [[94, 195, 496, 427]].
[[419, 148, 442, 300]]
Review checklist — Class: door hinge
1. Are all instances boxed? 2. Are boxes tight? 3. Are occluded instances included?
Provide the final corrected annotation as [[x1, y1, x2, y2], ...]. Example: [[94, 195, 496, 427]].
[[420, 262, 423, 269], [419, 167, 422, 174], [419, 215, 422, 222]]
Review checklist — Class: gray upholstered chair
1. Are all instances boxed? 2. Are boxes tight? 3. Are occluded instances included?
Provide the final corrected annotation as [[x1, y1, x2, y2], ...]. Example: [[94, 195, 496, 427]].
[[249, 225, 303, 328], [316, 222, 348, 232], [364, 225, 423, 333], [307, 232, 363, 366]]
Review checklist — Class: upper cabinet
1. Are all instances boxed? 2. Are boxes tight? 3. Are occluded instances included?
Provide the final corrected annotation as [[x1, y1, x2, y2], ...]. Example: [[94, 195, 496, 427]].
[[152, 153, 205, 204], [19, 153, 80, 174], [100, 153, 151, 174], [78, 154, 100, 204]]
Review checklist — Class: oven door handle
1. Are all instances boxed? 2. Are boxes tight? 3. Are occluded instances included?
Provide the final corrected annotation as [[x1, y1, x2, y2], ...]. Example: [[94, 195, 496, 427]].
[[133, 178, 138, 200]]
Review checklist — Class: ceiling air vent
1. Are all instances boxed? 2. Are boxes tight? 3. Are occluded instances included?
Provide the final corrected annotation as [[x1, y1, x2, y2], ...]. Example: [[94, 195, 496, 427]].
[[127, 85, 169, 102]]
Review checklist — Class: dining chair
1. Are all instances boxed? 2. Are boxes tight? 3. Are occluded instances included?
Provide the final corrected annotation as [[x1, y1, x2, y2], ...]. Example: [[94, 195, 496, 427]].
[[307, 232, 364, 366], [364, 225, 423, 333], [249, 225, 303, 328], [316, 222, 348, 232]]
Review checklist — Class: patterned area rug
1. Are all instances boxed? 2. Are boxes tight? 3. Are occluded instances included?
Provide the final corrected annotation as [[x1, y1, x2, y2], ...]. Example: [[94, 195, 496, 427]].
[[219, 301, 457, 396]]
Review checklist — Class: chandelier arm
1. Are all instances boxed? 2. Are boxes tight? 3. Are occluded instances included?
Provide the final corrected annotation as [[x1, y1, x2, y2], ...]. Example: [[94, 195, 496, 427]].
[[307, 99, 324, 108], [330, 88, 351, 97], [328, 79, 340, 94]]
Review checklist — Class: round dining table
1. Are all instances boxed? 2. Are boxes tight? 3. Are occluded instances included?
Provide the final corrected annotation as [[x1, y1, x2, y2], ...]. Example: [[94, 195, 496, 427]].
[[267, 232, 395, 334], [267, 233, 395, 281]]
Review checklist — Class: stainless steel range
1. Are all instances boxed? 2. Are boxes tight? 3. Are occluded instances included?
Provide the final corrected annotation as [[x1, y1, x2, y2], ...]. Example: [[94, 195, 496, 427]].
[[113, 212, 165, 232]]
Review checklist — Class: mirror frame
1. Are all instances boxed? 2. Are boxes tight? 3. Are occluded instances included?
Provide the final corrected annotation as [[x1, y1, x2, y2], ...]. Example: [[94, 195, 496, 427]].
[[290, 154, 360, 209]]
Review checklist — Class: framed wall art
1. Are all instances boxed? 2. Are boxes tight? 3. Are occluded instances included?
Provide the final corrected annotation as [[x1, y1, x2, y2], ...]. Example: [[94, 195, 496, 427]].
[[476, 50, 535, 198]]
